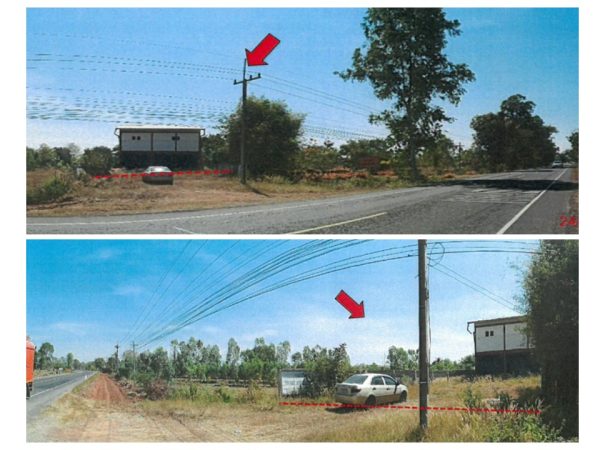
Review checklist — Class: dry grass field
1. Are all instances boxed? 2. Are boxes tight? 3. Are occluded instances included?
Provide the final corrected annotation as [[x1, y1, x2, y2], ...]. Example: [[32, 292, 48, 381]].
[[29, 374, 563, 442], [26, 168, 413, 217]]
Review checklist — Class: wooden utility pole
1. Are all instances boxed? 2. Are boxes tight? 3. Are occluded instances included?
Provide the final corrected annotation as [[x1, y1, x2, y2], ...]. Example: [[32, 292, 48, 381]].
[[115, 343, 120, 372], [418, 239, 430, 429], [233, 59, 261, 184]]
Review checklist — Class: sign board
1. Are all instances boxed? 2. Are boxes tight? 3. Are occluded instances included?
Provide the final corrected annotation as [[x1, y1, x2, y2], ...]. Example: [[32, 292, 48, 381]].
[[357, 156, 381, 170], [279, 369, 308, 396]]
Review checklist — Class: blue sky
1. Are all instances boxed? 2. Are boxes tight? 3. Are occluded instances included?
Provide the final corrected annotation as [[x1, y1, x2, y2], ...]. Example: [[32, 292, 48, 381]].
[[26, 8, 578, 151], [27, 239, 538, 364]]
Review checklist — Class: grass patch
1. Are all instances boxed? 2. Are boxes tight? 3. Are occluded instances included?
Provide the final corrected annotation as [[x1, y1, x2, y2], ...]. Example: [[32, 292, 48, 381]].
[[306, 375, 563, 442], [26, 168, 417, 217]]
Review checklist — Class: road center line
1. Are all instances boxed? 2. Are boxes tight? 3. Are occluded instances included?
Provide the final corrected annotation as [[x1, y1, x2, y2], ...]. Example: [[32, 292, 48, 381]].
[[290, 212, 388, 234], [173, 226, 196, 234], [496, 169, 568, 234], [27, 187, 434, 227]]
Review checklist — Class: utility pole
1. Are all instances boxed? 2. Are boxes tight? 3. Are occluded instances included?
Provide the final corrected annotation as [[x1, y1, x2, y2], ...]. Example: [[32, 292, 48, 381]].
[[115, 343, 120, 372], [233, 59, 261, 184], [418, 239, 430, 429]]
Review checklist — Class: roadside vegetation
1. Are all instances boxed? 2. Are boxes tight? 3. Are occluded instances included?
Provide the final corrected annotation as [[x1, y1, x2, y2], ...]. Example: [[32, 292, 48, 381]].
[[26, 9, 578, 215]]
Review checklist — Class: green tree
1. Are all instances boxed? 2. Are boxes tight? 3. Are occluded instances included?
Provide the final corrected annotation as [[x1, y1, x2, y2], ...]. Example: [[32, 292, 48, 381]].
[[338, 138, 392, 171], [458, 354, 475, 370], [295, 144, 339, 173], [276, 341, 291, 366], [521, 241, 578, 437], [304, 343, 352, 395], [471, 94, 558, 171], [202, 133, 229, 166], [79, 146, 115, 176], [66, 352, 74, 370], [36, 342, 55, 370], [419, 135, 456, 174], [36, 144, 60, 168], [93, 357, 106, 371], [338, 8, 475, 180], [566, 130, 578, 164], [223, 96, 304, 178], [149, 347, 172, 380], [226, 338, 241, 367]]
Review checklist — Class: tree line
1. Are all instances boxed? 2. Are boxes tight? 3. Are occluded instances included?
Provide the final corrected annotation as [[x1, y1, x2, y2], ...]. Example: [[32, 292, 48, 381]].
[[27, 9, 577, 182]]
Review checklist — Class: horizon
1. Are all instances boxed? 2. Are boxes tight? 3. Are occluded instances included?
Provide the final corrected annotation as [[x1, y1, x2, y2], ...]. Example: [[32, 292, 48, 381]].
[[27, 8, 578, 152], [27, 239, 537, 364]]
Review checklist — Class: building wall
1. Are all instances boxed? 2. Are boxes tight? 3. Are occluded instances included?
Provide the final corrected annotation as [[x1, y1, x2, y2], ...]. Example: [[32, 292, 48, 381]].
[[475, 324, 504, 352], [473, 320, 537, 374]]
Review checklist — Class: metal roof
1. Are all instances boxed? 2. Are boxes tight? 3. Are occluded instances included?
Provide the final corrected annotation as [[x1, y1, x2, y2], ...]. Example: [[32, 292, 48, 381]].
[[116, 125, 204, 132], [468, 315, 526, 327]]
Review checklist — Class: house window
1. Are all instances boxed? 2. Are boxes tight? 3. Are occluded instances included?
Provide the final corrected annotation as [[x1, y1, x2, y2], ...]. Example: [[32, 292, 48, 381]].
[[484, 330, 494, 337]]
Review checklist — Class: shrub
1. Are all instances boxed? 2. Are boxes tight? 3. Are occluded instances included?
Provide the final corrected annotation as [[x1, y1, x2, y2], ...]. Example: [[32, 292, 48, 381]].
[[27, 174, 73, 204], [79, 146, 115, 176]]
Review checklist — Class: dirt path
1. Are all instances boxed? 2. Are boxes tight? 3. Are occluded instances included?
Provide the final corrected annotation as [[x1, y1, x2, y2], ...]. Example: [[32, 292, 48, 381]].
[[29, 373, 416, 442]]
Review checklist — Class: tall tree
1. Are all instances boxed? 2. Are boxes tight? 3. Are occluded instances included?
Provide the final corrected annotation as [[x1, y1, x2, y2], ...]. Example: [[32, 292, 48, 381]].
[[338, 8, 475, 180], [223, 96, 304, 178], [226, 338, 241, 367], [66, 352, 74, 370], [471, 94, 558, 170], [36, 342, 55, 370], [521, 241, 578, 437], [566, 130, 578, 164]]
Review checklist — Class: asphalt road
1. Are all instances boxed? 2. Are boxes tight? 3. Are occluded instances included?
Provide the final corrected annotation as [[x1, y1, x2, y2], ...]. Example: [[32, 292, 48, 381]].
[[27, 169, 577, 234], [27, 371, 95, 424]]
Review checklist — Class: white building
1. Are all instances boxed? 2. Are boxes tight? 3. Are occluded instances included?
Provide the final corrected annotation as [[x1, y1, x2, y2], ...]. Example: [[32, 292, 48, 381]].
[[467, 315, 537, 374], [115, 125, 205, 169]]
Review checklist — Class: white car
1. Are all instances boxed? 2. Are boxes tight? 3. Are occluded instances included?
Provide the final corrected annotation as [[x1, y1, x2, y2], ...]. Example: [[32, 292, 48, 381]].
[[142, 166, 174, 185], [335, 373, 408, 406]]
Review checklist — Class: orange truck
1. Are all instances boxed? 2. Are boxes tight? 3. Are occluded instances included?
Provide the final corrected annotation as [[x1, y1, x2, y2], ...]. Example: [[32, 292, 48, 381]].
[[26, 338, 35, 398]]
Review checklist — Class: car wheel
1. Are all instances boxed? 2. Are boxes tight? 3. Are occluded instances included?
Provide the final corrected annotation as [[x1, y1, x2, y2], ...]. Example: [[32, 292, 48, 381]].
[[365, 395, 376, 407], [400, 391, 407, 403]]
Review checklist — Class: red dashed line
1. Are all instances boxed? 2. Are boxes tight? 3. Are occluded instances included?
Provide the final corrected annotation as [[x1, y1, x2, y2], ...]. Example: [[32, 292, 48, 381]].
[[278, 402, 540, 415], [93, 169, 233, 180]]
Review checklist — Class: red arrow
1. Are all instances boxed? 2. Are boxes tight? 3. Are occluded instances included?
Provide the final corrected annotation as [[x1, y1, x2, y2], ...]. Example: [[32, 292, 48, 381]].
[[335, 290, 365, 319], [245, 33, 281, 66]]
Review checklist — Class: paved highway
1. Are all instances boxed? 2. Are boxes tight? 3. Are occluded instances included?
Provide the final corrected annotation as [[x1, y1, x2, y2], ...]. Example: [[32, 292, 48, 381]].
[[27, 169, 577, 234], [27, 371, 95, 424]]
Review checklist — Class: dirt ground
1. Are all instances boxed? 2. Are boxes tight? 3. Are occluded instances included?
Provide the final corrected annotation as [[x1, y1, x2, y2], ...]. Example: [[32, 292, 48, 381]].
[[26, 169, 408, 217], [28, 373, 542, 442], [27, 373, 417, 442]]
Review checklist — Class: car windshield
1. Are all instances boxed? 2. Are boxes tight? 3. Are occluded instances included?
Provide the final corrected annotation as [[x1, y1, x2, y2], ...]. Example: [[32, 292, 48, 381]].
[[149, 167, 170, 172], [343, 375, 368, 384]]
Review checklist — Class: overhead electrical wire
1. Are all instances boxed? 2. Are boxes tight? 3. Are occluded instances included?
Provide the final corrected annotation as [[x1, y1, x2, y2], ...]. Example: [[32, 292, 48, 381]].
[[135, 243, 539, 349]]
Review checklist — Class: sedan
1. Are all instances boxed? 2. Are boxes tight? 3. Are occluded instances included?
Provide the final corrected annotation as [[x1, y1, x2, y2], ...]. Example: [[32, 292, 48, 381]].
[[142, 166, 174, 185], [335, 373, 408, 407]]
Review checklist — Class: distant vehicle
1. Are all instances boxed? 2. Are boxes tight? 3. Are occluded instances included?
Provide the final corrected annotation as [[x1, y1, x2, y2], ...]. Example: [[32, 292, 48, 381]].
[[26, 338, 35, 398], [142, 166, 174, 185], [551, 160, 563, 168], [335, 373, 408, 406]]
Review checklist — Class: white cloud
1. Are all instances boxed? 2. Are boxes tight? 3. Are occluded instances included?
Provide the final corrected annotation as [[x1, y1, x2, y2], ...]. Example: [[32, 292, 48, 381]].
[[113, 284, 146, 297], [48, 321, 90, 337]]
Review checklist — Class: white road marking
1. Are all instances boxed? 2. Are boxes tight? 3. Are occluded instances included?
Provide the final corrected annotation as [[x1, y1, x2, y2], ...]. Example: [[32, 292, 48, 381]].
[[30, 375, 83, 398], [290, 212, 388, 234], [173, 226, 196, 234], [496, 169, 568, 234], [27, 187, 433, 227]]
